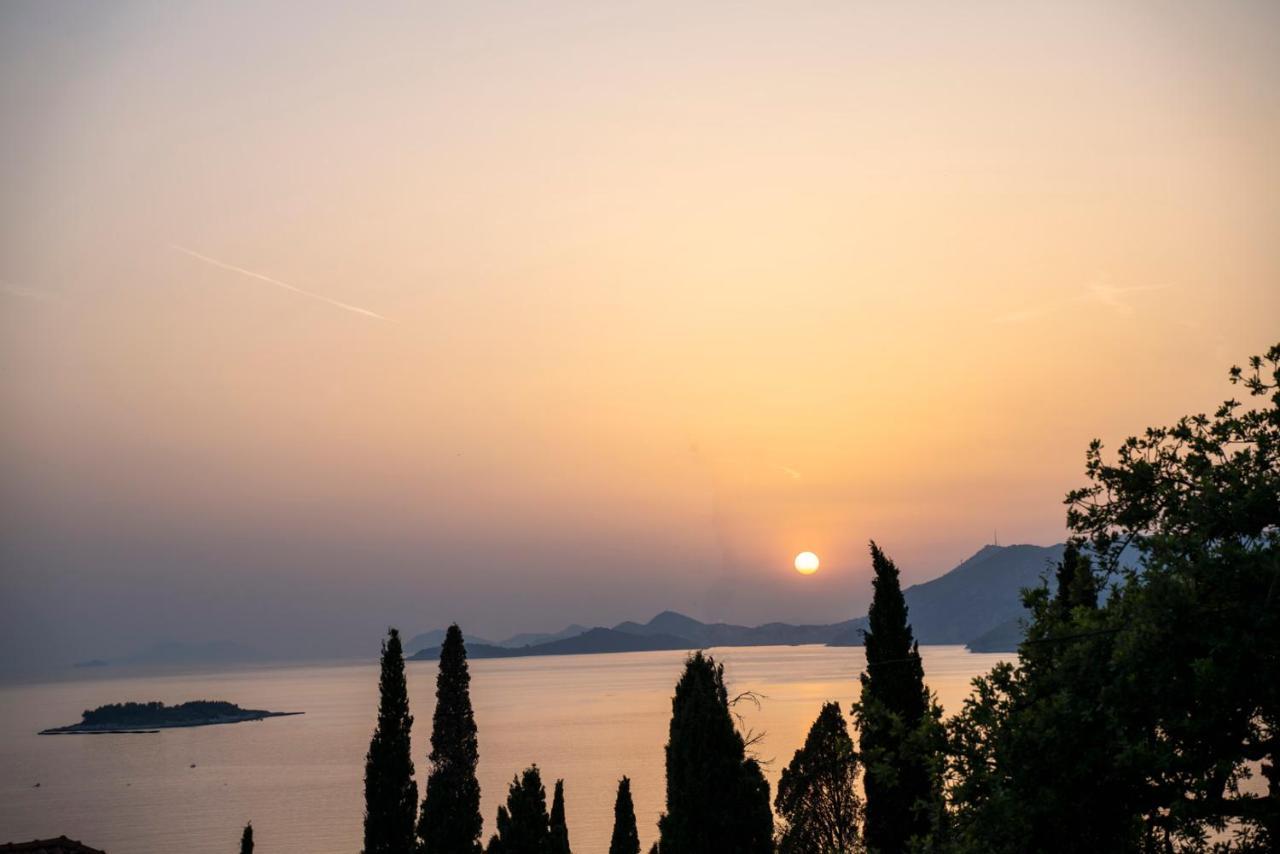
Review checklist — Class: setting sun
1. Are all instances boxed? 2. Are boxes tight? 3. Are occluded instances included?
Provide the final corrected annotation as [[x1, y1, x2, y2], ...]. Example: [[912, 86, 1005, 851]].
[[794, 552, 820, 575]]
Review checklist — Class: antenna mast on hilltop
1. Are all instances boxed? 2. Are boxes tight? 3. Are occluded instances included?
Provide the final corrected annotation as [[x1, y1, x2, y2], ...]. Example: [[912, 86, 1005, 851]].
[[993, 530, 1000, 547]]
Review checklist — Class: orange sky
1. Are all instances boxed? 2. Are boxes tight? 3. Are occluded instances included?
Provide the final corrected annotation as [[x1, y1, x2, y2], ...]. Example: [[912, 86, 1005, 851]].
[[2, 1, 1278, 669]]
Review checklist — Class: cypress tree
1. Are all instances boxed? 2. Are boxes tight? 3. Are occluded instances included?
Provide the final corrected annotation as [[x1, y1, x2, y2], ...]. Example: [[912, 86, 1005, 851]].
[[418, 624, 483, 854], [488, 765, 551, 854], [548, 779, 571, 854], [854, 541, 937, 853], [364, 627, 418, 854], [1053, 540, 1097, 616], [656, 652, 772, 854], [240, 822, 254, 854], [775, 702, 862, 854], [608, 777, 640, 854]]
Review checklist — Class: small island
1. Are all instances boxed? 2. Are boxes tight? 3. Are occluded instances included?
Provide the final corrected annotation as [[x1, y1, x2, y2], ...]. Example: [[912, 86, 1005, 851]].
[[39, 700, 302, 734]]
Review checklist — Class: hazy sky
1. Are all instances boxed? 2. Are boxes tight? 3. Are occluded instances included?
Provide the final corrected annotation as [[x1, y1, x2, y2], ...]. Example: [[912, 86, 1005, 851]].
[[3, 1, 1278, 674]]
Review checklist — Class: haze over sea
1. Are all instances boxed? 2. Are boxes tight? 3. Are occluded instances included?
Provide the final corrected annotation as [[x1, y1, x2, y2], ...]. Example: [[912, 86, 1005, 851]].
[[0, 645, 1004, 853]]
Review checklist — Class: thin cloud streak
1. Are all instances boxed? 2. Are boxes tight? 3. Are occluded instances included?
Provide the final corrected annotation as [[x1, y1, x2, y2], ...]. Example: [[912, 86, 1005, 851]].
[[171, 245, 389, 320], [994, 283, 1170, 324], [0, 282, 72, 305]]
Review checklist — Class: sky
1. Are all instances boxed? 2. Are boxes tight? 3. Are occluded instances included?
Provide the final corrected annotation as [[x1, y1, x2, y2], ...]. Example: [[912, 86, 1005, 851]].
[[2, 1, 1279, 675]]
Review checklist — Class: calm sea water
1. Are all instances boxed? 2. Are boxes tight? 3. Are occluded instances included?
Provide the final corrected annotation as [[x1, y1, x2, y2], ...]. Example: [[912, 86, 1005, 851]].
[[0, 645, 1006, 853]]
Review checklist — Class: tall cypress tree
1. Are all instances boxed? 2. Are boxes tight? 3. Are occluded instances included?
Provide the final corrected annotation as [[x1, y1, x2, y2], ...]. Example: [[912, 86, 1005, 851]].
[[854, 542, 938, 853], [239, 822, 254, 854], [488, 765, 551, 854], [418, 624, 483, 854], [548, 779, 571, 854], [608, 777, 640, 854], [656, 652, 773, 854], [364, 627, 418, 854]]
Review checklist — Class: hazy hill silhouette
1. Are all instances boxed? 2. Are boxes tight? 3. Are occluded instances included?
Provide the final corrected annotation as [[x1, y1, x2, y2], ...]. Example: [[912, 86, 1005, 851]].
[[964, 618, 1025, 653], [405, 628, 498, 651], [613, 610, 866, 647], [403, 544, 1073, 660], [408, 627, 697, 661], [74, 640, 269, 670], [499, 624, 590, 648], [405, 625, 587, 653], [828, 544, 1066, 647]]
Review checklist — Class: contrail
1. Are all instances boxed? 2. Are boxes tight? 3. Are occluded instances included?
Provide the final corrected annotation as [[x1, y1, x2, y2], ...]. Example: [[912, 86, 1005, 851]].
[[171, 245, 388, 320]]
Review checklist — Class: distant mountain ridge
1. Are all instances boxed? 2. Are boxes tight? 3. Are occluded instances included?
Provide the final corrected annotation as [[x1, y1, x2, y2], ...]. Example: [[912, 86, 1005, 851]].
[[613, 610, 867, 648], [903, 543, 1064, 644], [827, 543, 1066, 647], [68, 640, 269, 671], [405, 629, 497, 652], [408, 627, 697, 661], [405, 624, 589, 653], [406, 543, 1068, 661], [499, 624, 590, 648]]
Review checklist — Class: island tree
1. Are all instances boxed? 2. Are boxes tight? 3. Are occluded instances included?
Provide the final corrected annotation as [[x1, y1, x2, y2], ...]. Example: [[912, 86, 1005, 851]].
[[608, 777, 641, 854], [656, 652, 773, 853], [240, 822, 254, 854], [364, 627, 418, 854], [418, 624, 484, 854], [853, 542, 945, 853], [775, 701, 862, 853]]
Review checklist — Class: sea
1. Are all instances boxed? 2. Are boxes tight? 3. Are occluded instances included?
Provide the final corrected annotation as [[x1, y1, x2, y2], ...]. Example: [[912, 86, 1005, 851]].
[[0, 645, 1008, 853]]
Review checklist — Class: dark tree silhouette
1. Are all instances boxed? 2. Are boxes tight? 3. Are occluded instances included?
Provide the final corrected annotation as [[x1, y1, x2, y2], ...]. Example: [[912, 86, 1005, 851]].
[[949, 344, 1280, 851], [548, 779, 571, 854], [488, 765, 551, 854], [364, 627, 418, 854], [948, 541, 1137, 853], [775, 702, 862, 853], [608, 777, 640, 854], [240, 822, 253, 854], [418, 624, 483, 854], [1064, 344, 1279, 847], [656, 651, 772, 854], [1052, 540, 1097, 619], [854, 542, 943, 853]]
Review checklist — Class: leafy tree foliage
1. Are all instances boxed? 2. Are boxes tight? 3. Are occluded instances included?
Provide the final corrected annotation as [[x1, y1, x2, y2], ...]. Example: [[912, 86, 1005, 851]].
[[418, 625, 484, 854], [854, 542, 945, 853], [364, 628, 418, 854], [947, 546, 1143, 852], [948, 344, 1280, 852], [608, 777, 641, 854], [487, 765, 551, 854], [775, 701, 862, 853], [549, 779, 571, 854], [656, 651, 773, 853], [240, 822, 254, 854], [1065, 344, 1280, 849]]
